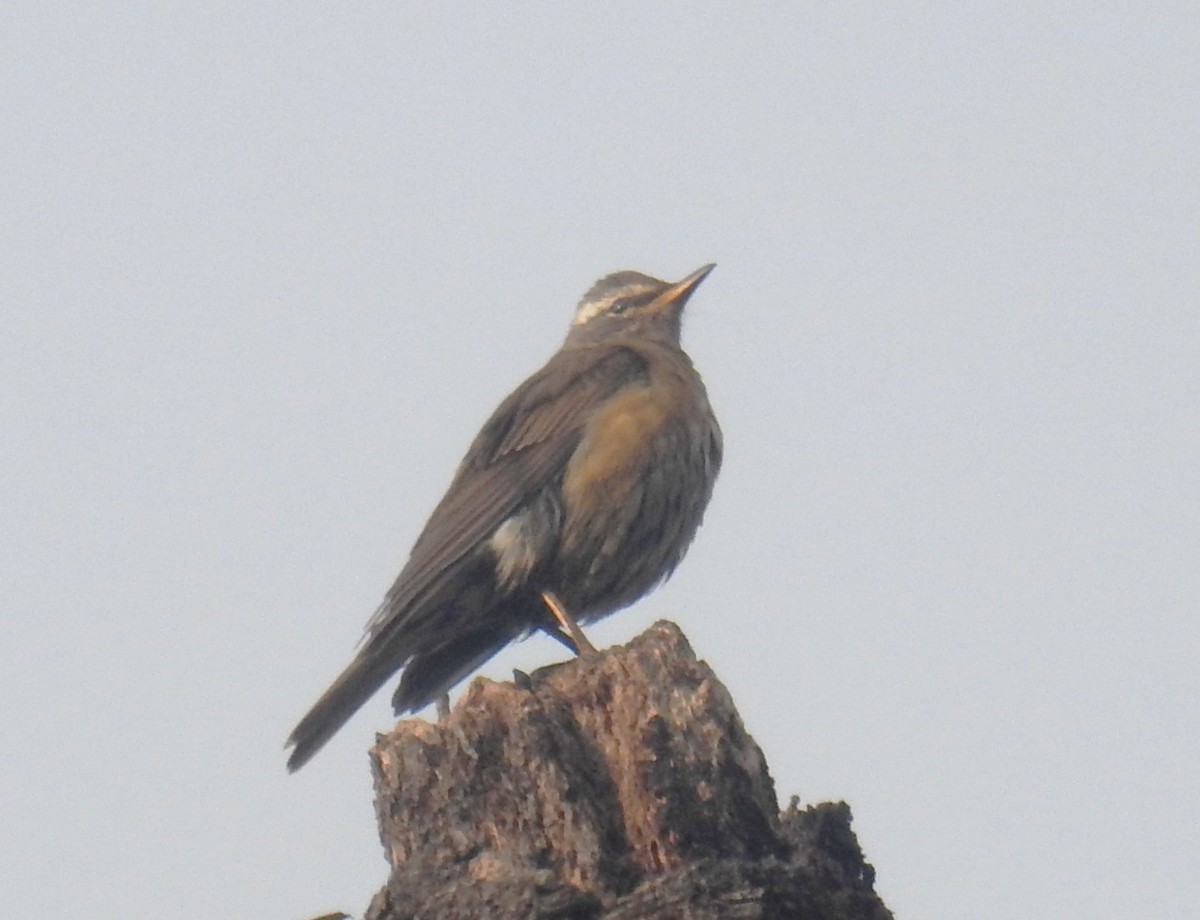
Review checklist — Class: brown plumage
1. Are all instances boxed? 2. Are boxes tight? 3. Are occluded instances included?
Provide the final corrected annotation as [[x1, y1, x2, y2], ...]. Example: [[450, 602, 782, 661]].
[[286, 265, 721, 771]]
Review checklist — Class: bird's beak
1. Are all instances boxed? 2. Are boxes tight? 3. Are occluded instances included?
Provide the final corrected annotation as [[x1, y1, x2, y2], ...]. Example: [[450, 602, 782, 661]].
[[655, 263, 716, 311]]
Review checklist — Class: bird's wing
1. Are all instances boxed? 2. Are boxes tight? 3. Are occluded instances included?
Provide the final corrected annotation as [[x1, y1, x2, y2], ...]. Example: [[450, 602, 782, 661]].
[[363, 343, 647, 641]]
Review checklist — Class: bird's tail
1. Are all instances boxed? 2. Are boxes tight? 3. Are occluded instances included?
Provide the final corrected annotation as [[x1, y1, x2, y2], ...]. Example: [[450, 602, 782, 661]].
[[286, 651, 398, 772], [390, 623, 515, 714]]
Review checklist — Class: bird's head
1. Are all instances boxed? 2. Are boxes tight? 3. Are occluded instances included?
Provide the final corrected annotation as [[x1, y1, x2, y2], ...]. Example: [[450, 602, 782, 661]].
[[565, 264, 715, 346]]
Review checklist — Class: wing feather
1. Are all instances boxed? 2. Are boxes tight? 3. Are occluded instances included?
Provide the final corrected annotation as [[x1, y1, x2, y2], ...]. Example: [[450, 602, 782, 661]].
[[363, 344, 647, 641]]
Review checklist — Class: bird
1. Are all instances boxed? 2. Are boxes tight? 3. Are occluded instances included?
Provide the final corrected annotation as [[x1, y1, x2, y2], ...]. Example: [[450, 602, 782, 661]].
[[286, 264, 722, 771]]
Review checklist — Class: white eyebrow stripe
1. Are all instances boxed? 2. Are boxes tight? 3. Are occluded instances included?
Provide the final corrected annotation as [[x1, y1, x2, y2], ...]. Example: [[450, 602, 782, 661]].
[[572, 298, 610, 326]]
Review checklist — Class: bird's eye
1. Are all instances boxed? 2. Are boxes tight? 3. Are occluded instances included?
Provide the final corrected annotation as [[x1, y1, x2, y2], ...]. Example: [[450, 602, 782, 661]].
[[610, 298, 632, 314]]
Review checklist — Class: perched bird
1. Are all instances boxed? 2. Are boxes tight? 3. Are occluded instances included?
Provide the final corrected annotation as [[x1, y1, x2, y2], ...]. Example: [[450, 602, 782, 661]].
[[286, 264, 722, 771]]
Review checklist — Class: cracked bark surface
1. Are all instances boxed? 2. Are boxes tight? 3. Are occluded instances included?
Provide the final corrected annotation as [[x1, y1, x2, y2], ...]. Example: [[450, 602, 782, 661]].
[[363, 621, 893, 920]]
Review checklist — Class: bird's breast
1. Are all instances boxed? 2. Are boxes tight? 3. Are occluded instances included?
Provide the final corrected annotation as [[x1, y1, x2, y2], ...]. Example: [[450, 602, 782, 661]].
[[552, 353, 719, 617], [564, 386, 672, 499], [560, 353, 718, 538], [562, 378, 682, 512]]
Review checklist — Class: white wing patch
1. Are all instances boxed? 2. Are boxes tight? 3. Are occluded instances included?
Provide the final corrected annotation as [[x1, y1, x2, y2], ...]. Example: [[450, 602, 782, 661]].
[[489, 512, 540, 589]]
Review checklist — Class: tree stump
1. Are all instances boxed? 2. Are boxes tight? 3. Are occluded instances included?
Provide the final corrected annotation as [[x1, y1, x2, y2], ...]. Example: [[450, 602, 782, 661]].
[[364, 621, 892, 920]]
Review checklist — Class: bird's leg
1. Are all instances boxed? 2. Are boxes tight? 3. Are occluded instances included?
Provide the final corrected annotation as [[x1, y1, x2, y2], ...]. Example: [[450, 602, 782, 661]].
[[540, 590, 597, 657], [436, 692, 451, 721], [540, 623, 580, 655]]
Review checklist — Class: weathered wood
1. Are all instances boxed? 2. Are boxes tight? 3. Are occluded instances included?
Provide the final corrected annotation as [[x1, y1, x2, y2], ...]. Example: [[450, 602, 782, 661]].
[[364, 621, 892, 920]]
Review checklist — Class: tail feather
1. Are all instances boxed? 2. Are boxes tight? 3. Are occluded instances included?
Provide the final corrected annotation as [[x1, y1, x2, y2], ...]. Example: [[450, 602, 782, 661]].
[[286, 652, 399, 772], [287, 584, 528, 770], [392, 624, 514, 714]]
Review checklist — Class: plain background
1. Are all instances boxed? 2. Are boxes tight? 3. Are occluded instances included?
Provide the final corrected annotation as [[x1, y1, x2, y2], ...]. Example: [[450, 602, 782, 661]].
[[4, 4, 1197, 918]]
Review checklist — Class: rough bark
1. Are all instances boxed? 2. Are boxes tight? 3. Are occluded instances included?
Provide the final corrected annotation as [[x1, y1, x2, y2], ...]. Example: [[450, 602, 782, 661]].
[[364, 621, 892, 920]]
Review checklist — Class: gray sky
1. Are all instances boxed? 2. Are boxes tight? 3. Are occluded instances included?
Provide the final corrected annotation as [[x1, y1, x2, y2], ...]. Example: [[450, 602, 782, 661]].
[[4, 4, 1197, 919]]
